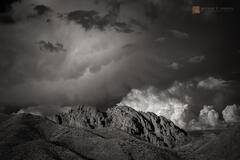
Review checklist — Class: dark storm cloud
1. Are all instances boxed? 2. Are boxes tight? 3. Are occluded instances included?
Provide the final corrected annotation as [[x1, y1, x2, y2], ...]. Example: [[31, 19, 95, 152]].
[[66, 9, 132, 32], [38, 41, 66, 53], [64, 0, 135, 32], [0, 0, 21, 13], [0, 0, 239, 118], [113, 22, 133, 33], [34, 5, 52, 16], [129, 18, 148, 30], [144, 2, 159, 21], [67, 10, 100, 30], [0, 0, 21, 24], [0, 14, 15, 24], [28, 5, 53, 19]]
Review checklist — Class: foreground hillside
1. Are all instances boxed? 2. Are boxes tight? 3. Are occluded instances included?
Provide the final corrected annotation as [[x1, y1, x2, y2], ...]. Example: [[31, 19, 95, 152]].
[[1, 105, 240, 160], [178, 124, 240, 160], [0, 113, 182, 160]]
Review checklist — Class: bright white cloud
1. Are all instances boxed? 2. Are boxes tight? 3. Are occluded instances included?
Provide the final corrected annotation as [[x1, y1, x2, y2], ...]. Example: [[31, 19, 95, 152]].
[[188, 105, 221, 130], [199, 105, 219, 127], [197, 77, 227, 89], [118, 82, 190, 128], [222, 104, 240, 123], [118, 77, 234, 130]]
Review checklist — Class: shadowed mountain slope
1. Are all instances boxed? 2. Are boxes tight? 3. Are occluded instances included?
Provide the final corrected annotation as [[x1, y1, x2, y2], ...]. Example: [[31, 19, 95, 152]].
[[177, 124, 240, 160], [0, 113, 182, 160]]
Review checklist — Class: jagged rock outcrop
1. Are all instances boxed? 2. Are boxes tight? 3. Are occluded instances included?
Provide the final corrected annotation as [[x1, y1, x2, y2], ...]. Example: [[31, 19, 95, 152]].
[[58, 105, 107, 129], [107, 106, 188, 147], [58, 105, 188, 148], [0, 113, 182, 160]]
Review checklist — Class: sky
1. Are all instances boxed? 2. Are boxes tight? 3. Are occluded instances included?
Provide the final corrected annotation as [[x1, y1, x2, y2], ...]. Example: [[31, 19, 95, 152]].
[[0, 0, 240, 129]]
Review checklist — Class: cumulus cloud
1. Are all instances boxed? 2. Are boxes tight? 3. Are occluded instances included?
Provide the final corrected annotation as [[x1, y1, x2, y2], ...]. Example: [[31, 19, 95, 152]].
[[199, 105, 219, 127], [222, 104, 240, 123], [197, 77, 227, 89], [188, 105, 221, 130], [118, 78, 235, 130], [188, 55, 205, 63], [118, 82, 191, 128]]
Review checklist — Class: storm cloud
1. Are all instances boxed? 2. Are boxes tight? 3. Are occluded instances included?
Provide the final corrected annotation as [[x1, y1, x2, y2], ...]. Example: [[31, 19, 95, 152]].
[[0, 0, 239, 124], [38, 41, 66, 53], [33, 5, 52, 16], [0, 0, 21, 24]]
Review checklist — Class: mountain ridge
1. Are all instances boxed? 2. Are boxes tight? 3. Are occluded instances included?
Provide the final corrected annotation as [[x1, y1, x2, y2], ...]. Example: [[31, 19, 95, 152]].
[[0, 113, 182, 160], [58, 105, 188, 148]]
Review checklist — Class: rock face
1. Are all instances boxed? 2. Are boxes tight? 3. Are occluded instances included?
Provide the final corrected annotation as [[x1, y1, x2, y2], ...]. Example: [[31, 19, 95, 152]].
[[58, 105, 188, 148], [0, 113, 182, 160], [58, 105, 107, 129], [107, 106, 188, 147]]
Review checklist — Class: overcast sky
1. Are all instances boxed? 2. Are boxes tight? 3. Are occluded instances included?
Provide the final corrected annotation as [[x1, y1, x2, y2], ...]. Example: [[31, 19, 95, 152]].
[[0, 0, 240, 119]]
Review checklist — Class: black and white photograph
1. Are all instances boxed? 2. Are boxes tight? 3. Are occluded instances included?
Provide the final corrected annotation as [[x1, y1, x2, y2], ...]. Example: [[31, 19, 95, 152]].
[[0, 0, 240, 159]]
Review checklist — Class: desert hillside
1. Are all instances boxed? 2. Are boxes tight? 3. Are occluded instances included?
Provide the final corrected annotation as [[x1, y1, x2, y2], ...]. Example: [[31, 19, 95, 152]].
[[0, 109, 182, 160]]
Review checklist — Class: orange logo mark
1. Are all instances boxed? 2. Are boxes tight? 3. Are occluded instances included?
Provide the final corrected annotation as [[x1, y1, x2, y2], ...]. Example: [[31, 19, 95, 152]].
[[192, 6, 201, 14]]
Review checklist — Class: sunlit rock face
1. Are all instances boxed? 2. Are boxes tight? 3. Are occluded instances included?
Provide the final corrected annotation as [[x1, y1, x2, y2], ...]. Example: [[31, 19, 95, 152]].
[[58, 105, 188, 148]]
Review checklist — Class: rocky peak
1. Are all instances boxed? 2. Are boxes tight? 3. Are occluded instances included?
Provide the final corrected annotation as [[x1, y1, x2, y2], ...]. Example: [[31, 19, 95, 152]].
[[107, 106, 188, 147], [58, 105, 107, 129], [58, 105, 188, 148]]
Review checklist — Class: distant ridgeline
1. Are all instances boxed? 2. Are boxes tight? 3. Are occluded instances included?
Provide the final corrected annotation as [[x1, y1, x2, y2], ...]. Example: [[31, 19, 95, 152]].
[[57, 105, 189, 148]]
